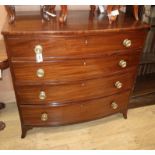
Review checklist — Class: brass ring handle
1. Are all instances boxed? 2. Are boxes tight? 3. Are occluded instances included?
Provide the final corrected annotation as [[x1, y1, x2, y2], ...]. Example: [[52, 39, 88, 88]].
[[36, 68, 45, 78], [111, 102, 118, 109], [41, 113, 48, 121], [39, 91, 46, 100], [119, 60, 127, 68], [115, 81, 122, 89], [123, 39, 132, 48], [34, 45, 43, 54]]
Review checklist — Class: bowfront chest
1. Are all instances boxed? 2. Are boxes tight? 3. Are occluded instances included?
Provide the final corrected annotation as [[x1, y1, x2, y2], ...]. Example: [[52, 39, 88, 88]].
[[2, 11, 149, 138]]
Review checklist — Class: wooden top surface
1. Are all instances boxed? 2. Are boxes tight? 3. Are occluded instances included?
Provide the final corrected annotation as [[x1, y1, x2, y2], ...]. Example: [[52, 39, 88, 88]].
[[2, 10, 150, 36], [0, 40, 7, 62]]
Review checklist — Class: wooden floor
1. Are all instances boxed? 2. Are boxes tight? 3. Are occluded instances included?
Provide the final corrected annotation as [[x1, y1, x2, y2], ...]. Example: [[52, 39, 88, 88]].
[[0, 101, 155, 149]]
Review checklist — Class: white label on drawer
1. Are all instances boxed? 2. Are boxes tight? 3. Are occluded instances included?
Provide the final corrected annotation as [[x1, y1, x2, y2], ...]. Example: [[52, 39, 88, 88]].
[[108, 10, 119, 17], [36, 53, 43, 63]]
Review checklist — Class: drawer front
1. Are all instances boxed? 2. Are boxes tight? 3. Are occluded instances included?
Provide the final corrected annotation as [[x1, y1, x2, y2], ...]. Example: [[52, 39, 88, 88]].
[[12, 51, 140, 83], [16, 71, 135, 105], [7, 30, 147, 58], [20, 91, 130, 126]]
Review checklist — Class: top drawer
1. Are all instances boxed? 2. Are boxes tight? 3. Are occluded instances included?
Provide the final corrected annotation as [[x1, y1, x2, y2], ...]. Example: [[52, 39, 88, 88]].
[[6, 30, 147, 58]]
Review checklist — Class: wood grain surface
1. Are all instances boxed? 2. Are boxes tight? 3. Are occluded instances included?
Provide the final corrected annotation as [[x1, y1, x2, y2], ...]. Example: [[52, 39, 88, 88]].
[[2, 10, 149, 138]]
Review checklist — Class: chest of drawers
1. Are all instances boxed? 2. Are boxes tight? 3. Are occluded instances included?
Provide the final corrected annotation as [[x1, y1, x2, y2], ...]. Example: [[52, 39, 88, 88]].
[[2, 11, 149, 138]]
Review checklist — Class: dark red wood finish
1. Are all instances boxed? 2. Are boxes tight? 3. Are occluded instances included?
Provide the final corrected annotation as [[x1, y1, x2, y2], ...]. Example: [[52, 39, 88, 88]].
[[12, 52, 140, 83], [2, 11, 149, 138], [16, 71, 136, 105], [6, 30, 147, 58], [20, 91, 130, 126]]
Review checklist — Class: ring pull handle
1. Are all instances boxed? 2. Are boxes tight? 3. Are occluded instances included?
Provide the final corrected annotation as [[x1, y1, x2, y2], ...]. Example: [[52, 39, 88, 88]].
[[115, 81, 122, 89], [119, 60, 127, 68], [123, 39, 132, 48], [36, 68, 45, 78], [111, 102, 118, 109], [41, 113, 48, 121], [39, 91, 46, 100]]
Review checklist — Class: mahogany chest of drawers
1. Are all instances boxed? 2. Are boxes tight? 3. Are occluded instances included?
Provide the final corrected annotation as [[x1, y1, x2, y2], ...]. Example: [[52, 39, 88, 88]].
[[2, 11, 149, 138]]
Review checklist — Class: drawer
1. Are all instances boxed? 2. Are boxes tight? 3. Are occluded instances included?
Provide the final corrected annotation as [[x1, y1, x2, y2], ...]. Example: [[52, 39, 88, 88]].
[[20, 91, 130, 126], [12, 51, 140, 83], [7, 30, 147, 58], [16, 71, 135, 105]]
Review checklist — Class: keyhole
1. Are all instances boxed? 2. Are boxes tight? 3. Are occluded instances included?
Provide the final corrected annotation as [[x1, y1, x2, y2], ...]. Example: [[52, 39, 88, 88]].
[[85, 40, 88, 45], [83, 60, 87, 66], [81, 83, 85, 87]]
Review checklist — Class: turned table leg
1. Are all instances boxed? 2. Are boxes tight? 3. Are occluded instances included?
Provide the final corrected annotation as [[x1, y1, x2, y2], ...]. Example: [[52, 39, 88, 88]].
[[0, 102, 6, 131], [90, 5, 96, 14], [59, 5, 68, 23], [133, 5, 139, 21], [5, 5, 16, 24]]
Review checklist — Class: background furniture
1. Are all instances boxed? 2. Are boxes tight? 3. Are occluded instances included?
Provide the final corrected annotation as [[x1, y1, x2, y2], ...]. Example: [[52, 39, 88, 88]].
[[130, 6, 155, 108], [90, 5, 140, 24], [5, 5, 68, 24], [2, 11, 149, 138], [0, 40, 9, 130], [5, 5, 141, 24]]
